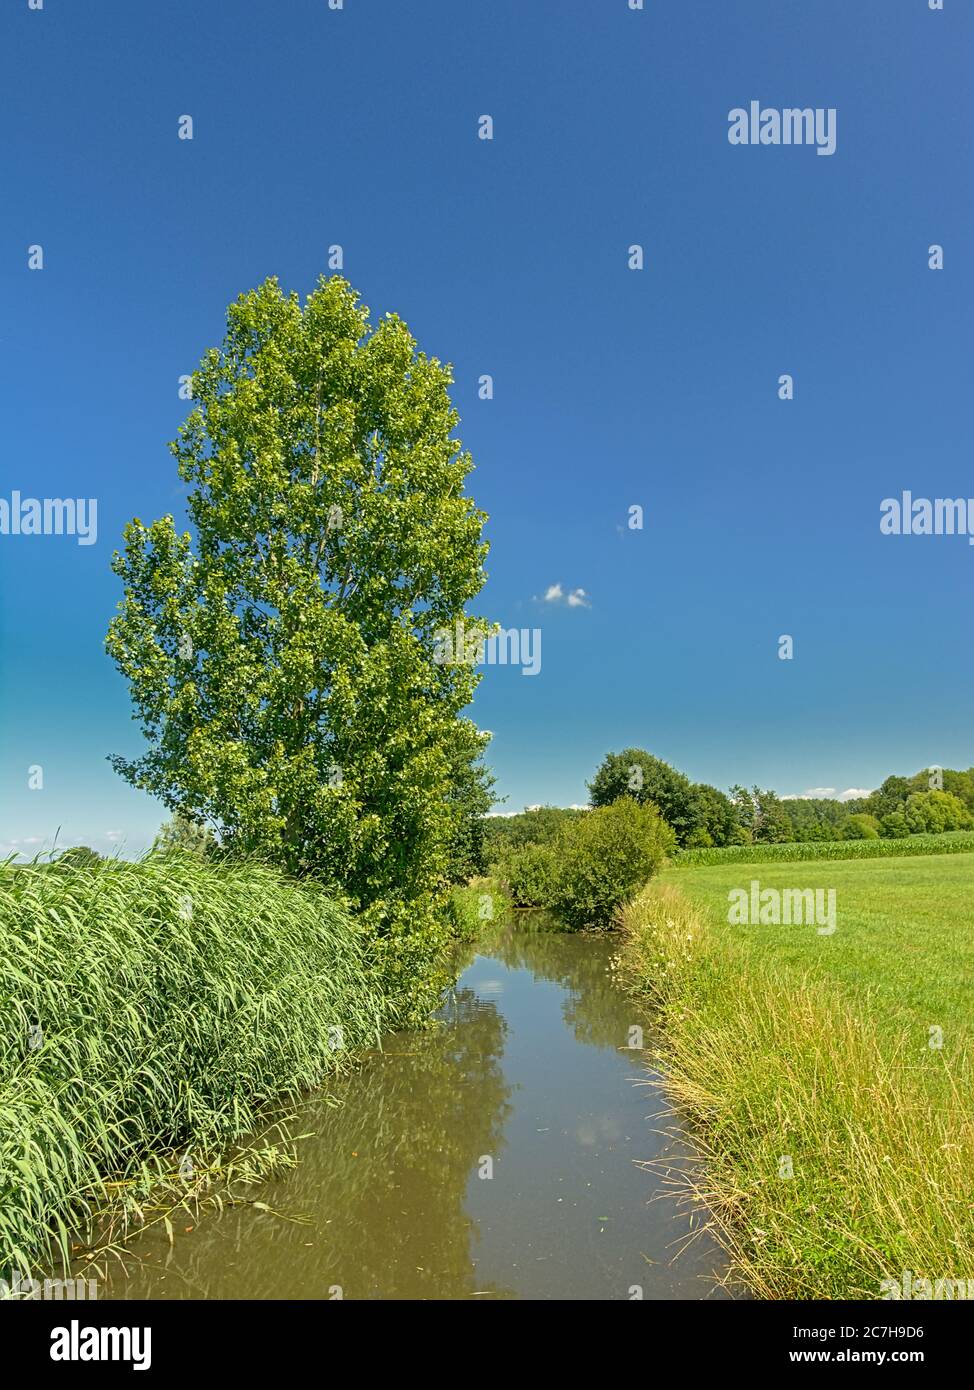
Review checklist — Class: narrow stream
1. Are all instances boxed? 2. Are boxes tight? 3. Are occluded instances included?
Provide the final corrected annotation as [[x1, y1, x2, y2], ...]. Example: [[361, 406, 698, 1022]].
[[87, 919, 731, 1300]]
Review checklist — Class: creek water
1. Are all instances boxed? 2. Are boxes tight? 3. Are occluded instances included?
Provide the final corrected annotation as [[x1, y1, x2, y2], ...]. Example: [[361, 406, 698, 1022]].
[[86, 918, 731, 1300]]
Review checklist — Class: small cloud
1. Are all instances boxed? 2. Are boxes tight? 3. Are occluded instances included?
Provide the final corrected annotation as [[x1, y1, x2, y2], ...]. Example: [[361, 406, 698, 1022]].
[[782, 787, 873, 803], [537, 582, 591, 608], [105, 830, 124, 843]]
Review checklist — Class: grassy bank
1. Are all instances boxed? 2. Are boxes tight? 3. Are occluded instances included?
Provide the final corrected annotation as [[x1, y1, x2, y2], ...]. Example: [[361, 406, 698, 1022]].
[[0, 854, 423, 1279], [618, 853, 974, 1299], [672, 828, 974, 867]]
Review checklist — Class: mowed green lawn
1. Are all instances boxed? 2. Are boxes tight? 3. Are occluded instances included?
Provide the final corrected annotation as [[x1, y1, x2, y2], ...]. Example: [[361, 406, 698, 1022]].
[[663, 852, 974, 1043], [622, 851, 974, 1297]]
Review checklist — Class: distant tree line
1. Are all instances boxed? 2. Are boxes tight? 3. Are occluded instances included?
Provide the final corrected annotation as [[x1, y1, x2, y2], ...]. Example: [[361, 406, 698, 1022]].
[[485, 750, 974, 855]]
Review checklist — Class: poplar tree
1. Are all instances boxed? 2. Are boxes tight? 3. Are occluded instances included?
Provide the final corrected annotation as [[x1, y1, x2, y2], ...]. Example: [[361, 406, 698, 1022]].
[[107, 276, 489, 963]]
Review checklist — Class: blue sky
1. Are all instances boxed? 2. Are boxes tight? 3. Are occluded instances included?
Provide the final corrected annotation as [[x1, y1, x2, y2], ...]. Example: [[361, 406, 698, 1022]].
[[1, 0, 971, 857]]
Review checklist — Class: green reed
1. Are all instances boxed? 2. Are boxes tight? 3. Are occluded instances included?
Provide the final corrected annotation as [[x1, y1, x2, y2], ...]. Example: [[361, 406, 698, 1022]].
[[0, 853, 408, 1279]]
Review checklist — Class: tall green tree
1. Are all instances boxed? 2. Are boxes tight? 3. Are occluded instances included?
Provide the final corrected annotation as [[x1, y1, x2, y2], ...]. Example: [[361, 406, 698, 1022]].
[[153, 812, 216, 857], [445, 732, 495, 882], [751, 786, 794, 844], [688, 782, 736, 847], [588, 748, 700, 846], [728, 784, 757, 843], [107, 275, 489, 946]]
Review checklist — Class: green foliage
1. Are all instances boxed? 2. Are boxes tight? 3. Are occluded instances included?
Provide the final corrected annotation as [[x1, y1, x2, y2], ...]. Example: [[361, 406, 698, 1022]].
[[499, 841, 560, 908], [880, 811, 910, 839], [728, 784, 757, 840], [547, 798, 675, 929], [445, 745, 495, 882], [483, 805, 587, 860], [685, 827, 714, 848], [781, 798, 847, 841], [447, 876, 513, 939], [729, 785, 794, 843], [859, 768, 974, 821], [860, 775, 912, 819], [51, 846, 103, 870], [904, 790, 972, 835], [842, 813, 881, 841], [582, 758, 974, 855], [589, 749, 699, 845], [0, 855, 414, 1279], [153, 813, 216, 857], [751, 787, 794, 843], [105, 275, 489, 950], [689, 782, 736, 847]]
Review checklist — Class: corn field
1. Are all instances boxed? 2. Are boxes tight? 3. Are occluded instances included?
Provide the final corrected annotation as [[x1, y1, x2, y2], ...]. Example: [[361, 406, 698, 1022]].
[[672, 829, 974, 867]]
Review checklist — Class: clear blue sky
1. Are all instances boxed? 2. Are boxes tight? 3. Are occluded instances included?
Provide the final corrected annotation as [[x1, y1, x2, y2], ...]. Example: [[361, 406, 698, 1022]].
[[1, 0, 971, 857]]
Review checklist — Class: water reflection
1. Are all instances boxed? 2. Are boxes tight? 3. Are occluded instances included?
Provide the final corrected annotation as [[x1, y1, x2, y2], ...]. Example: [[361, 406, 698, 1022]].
[[77, 922, 730, 1300]]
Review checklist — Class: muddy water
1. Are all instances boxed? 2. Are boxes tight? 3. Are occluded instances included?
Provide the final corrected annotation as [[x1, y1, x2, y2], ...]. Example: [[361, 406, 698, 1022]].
[[89, 920, 731, 1300]]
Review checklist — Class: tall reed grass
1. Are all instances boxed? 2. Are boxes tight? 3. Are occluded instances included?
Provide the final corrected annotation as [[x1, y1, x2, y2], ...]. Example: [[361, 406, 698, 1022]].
[[0, 853, 410, 1278]]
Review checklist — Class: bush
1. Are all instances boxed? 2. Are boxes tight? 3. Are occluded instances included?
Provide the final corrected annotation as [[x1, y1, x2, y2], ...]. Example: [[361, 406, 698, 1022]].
[[880, 811, 910, 839], [685, 827, 714, 849], [905, 790, 972, 835], [843, 813, 881, 841], [448, 877, 513, 937], [498, 842, 559, 908], [547, 798, 675, 929]]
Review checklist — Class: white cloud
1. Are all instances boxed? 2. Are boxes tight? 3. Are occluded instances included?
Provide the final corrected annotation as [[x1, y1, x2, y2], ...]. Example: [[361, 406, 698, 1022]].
[[782, 787, 874, 803], [539, 582, 591, 608]]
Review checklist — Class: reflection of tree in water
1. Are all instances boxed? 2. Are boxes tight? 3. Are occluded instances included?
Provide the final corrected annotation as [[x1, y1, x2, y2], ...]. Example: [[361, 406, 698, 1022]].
[[93, 989, 516, 1301], [474, 916, 646, 1053]]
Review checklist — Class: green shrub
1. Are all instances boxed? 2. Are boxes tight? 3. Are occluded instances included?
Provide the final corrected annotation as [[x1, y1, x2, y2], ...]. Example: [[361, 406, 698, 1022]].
[[685, 827, 714, 849], [905, 790, 972, 835], [448, 876, 513, 937], [880, 811, 910, 839], [843, 813, 881, 840], [498, 842, 560, 908], [548, 798, 675, 929]]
